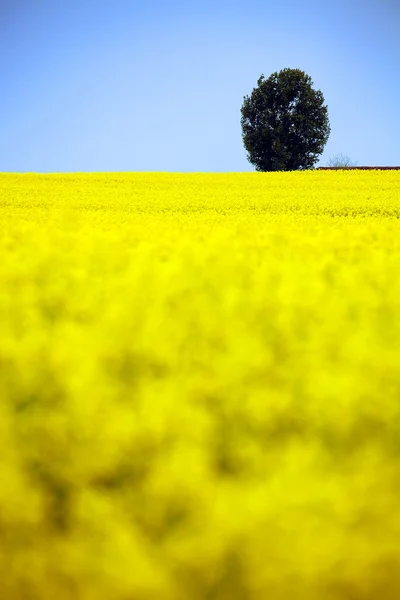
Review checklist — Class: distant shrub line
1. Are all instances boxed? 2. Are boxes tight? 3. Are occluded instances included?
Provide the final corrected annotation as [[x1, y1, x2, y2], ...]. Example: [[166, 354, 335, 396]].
[[317, 166, 400, 170]]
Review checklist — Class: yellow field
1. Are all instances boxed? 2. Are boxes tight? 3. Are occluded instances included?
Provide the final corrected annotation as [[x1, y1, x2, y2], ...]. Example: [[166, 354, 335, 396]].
[[1, 170, 400, 599]]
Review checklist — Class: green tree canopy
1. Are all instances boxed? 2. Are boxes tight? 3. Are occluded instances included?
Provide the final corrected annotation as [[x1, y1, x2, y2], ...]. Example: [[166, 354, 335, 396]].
[[240, 68, 331, 171]]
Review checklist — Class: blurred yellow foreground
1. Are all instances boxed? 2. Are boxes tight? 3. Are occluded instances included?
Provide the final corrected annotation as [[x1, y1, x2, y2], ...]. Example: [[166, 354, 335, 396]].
[[1, 170, 400, 599]]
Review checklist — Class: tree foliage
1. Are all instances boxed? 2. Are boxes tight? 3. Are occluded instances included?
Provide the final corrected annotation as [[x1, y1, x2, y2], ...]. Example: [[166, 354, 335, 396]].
[[240, 68, 331, 171]]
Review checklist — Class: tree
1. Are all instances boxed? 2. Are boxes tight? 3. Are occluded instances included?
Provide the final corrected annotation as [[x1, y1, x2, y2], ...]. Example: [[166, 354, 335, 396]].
[[327, 153, 358, 168], [240, 68, 331, 171]]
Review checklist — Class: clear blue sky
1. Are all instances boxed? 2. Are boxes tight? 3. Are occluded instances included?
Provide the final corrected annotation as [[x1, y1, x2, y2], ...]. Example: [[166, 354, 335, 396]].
[[1, 0, 399, 172]]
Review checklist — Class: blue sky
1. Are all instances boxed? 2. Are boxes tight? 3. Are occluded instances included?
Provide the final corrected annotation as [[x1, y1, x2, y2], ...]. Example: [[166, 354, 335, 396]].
[[1, 0, 399, 172]]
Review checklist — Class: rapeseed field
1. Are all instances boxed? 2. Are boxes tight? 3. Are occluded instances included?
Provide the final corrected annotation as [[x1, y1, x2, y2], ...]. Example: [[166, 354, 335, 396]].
[[1, 170, 400, 599]]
